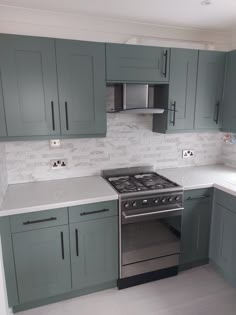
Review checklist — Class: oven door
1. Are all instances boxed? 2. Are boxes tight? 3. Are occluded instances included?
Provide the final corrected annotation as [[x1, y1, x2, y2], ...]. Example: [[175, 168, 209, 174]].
[[121, 207, 183, 278]]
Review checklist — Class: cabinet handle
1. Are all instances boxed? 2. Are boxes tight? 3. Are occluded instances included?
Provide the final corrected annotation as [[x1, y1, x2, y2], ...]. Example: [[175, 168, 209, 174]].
[[65, 102, 69, 130], [186, 195, 210, 201], [170, 101, 176, 126], [75, 229, 79, 257], [80, 208, 110, 216], [162, 50, 168, 77], [61, 232, 65, 260], [23, 217, 57, 225], [51, 101, 55, 131], [214, 101, 220, 124]]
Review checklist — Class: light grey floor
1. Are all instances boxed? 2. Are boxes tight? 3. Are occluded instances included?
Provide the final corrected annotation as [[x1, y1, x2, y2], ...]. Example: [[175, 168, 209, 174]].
[[19, 265, 236, 315]]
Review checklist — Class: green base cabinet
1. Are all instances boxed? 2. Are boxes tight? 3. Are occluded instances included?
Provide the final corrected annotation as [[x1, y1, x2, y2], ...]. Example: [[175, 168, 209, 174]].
[[210, 189, 236, 286], [153, 48, 198, 133], [70, 216, 118, 290], [12, 225, 71, 304], [194, 51, 226, 130], [181, 189, 212, 269], [106, 43, 170, 83]]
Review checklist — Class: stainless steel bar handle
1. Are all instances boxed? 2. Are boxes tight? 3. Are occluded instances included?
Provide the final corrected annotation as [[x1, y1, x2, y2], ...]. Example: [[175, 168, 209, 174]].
[[80, 209, 109, 216], [214, 101, 220, 124], [23, 217, 57, 225], [122, 207, 184, 221], [51, 101, 55, 131], [186, 195, 210, 201], [162, 50, 168, 77], [65, 101, 69, 130]]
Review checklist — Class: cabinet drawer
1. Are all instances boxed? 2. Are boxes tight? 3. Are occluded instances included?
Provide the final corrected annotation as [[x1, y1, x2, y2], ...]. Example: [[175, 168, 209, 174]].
[[10, 208, 68, 233], [214, 189, 236, 213], [184, 188, 212, 202], [69, 200, 118, 223]]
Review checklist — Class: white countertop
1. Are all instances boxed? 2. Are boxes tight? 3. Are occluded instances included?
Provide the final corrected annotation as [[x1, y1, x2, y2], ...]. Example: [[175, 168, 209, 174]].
[[0, 176, 118, 217], [1, 164, 236, 217], [157, 164, 236, 196]]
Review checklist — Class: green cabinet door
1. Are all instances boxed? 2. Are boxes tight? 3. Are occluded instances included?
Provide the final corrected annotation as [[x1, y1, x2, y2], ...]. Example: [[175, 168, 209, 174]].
[[222, 51, 236, 132], [195, 50, 226, 130], [70, 216, 118, 290], [12, 225, 71, 304], [0, 70, 7, 137], [167, 48, 198, 131], [56, 40, 106, 136], [0, 34, 60, 137], [106, 43, 170, 83], [210, 203, 235, 274], [181, 194, 212, 267]]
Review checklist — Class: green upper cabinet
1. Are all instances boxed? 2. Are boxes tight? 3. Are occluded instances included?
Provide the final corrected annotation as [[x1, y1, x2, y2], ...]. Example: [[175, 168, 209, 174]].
[[0, 34, 60, 137], [12, 225, 71, 304], [194, 50, 226, 130], [222, 51, 236, 132], [106, 43, 170, 83], [70, 216, 118, 290], [56, 40, 106, 136], [0, 70, 7, 137], [153, 48, 198, 133]]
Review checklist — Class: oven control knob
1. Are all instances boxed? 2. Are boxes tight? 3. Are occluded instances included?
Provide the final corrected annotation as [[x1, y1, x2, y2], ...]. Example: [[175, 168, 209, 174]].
[[168, 197, 173, 203], [142, 199, 148, 205], [124, 202, 129, 209], [161, 197, 166, 203], [153, 198, 159, 204], [175, 196, 181, 202], [132, 201, 137, 207]]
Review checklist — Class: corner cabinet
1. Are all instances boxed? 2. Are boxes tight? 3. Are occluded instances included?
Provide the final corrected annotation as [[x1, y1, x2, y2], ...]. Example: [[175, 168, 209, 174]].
[[0, 34, 106, 140], [222, 50, 236, 132], [153, 48, 198, 133], [56, 40, 106, 136], [180, 188, 212, 269], [106, 43, 170, 83], [194, 51, 226, 130]]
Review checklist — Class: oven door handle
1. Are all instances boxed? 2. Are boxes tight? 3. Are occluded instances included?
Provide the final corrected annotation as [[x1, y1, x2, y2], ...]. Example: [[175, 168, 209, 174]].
[[122, 207, 183, 223]]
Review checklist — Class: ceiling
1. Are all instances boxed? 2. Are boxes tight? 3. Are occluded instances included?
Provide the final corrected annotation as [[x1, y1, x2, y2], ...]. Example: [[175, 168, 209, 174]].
[[1, 0, 236, 31]]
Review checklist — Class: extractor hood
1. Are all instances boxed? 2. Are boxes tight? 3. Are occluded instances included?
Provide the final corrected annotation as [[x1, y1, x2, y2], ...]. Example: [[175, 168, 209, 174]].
[[107, 83, 166, 114]]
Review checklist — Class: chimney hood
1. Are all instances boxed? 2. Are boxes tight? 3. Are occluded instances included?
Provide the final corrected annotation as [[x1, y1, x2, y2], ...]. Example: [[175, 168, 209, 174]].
[[107, 83, 166, 114]]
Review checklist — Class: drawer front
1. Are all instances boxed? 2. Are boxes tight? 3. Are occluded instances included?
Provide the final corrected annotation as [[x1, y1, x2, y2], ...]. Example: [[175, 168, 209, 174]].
[[214, 189, 236, 213], [69, 200, 118, 223], [184, 188, 212, 203], [10, 208, 68, 233]]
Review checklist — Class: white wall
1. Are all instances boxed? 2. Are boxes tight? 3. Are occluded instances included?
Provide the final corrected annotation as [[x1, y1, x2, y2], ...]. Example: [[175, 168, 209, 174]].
[[0, 5, 232, 51]]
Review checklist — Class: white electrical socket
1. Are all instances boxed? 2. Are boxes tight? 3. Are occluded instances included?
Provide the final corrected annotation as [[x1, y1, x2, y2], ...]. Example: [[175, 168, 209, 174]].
[[50, 139, 61, 148], [50, 159, 68, 169], [182, 149, 195, 159]]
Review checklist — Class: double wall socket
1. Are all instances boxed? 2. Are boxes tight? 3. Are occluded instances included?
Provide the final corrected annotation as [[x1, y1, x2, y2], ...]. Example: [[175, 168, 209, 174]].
[[51, 159, 68, 170], [182, 149, 195, 159]]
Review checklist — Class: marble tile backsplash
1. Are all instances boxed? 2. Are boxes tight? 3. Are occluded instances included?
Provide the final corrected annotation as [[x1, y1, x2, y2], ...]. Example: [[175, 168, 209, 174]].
[[222, 142, 236, 168], [0, 143, 8, 205], [5, 114, 223, 184]]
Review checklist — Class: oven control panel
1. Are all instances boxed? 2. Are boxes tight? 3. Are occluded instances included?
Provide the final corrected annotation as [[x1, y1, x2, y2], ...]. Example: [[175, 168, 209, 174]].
[[121, 193, 183, 211]]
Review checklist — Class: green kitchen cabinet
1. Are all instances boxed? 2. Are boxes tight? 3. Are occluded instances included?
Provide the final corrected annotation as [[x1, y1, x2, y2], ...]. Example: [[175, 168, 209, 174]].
[[222, 50, 236, 132], [181, 189, 212, 269], [70, 216, 118, 290], [194, 50, 226, 130], [0, 71, 7, 137], [0, 34, 60, 137], [56, 40, 106, 136], [153, 48, 198, 133], [106, 43, 170, 83], [12, 225, 71, 304]]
